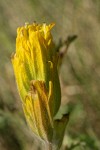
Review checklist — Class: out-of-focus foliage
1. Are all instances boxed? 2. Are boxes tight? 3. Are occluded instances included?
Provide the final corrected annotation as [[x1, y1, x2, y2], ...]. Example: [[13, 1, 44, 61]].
[[0, 0, 100, 149]]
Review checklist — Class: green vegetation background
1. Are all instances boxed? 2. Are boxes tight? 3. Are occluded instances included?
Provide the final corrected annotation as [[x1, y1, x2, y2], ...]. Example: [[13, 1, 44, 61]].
[[0, 0, 100, 149]]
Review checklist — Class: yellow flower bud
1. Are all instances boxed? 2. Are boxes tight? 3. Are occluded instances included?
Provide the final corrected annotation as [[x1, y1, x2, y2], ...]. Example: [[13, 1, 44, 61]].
[[11, 22, 61, 142]]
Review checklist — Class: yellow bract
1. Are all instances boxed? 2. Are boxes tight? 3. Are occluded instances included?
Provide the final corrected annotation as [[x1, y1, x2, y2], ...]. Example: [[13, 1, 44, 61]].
[[11, 22, 61, 142]]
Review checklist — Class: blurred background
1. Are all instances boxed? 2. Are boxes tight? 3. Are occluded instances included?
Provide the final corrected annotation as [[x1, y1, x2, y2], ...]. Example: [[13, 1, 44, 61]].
[[0, 0, 100, 149]]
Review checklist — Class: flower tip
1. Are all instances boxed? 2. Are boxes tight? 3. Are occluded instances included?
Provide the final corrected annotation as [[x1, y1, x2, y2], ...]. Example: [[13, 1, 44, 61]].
[[49, 22, 55, 29], [25, 22, 29, 28]]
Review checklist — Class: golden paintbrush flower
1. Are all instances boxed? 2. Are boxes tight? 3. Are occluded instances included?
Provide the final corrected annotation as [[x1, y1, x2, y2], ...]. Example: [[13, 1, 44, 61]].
[[11, 22, 61, 142], [11, 23, 69, 150]]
